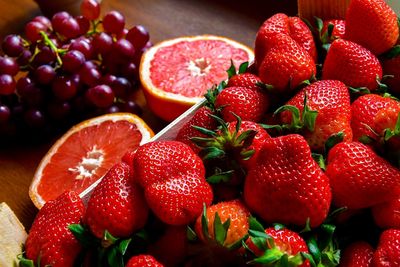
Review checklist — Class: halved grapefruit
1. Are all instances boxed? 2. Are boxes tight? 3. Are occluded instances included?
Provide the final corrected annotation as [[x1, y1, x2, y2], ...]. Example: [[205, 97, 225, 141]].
[[140, 35, 254, 122], [29, 113, 154, 209]]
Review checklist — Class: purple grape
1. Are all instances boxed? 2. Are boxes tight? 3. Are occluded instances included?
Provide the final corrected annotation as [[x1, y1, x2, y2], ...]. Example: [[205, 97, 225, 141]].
[[58, 17, 80, 39], [80, 0, 101, 20], [69, 38, 93, 59], [34, 65, 56, 85], [86, 84, 115, 107], [80, 61, 101, 86], [32, 46, 56, 66], [120, 100, 142, 115], [0, 75, 16, 95], [16, 77, 33, 94], [2, 35, 24, 57], [20, 85, 44, 107], [48, 101, 71, 119], [25, 21, 48, 43], [76, 15, 90, 35], [52, 12, 71, 32], [92, 32, 113, 56], [121, 62, 138, 80], [24, 109, 45, 128], [17, 49, 32, 66], [102, 11, 125, 34], [62, 50, 85, 73], [113, 39, 135, 59], [0, 105, 11, 123], [32, 16, 52, 29], [0, 57, 19, 76], [126, 25, 150, 50], [106, 105, 120, 113], [52, 76, 78, 100], [112, 77, 131, 97], [101, 74, 117, 86]]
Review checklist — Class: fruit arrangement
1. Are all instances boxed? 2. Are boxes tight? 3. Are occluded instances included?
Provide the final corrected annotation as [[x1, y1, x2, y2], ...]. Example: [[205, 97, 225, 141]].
[[0, 0, 150, 142], [19, 0, 400, 266]]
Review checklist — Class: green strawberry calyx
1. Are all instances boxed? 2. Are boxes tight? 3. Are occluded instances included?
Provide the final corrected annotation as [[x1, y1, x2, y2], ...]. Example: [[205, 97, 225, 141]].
[[227, 60, 250, 79]]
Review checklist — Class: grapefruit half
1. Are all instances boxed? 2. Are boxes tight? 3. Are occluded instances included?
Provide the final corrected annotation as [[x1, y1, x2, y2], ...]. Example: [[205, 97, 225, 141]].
[[29, 113, 154, 209], [140, 35, 254, 122]]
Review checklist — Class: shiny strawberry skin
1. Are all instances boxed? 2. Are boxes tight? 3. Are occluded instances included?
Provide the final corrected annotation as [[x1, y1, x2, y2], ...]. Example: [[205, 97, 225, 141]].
[[194, 199, 250, 247], [382, 55, 400, 94], [176, 106, 217, 154], [340, 241, 374, 267], [372, 197, 400, 229], [133, 141, 213, 225], [326, 141, 400, 209], [288, 16, 317, 61], [372, 229, 400, 266], [246, 227, 310, 267], [84, 162, 149, 238], [351, 94, 400, 142], [227, 73, 262, 91], [345, 0, 399, 55], [322, 39, 382, 90], [244, 134, 331, 227], [280, 80, 352, 152], [25, 191, 85, 267], [322, 19, 346, 40], [126, 255, 164, 267], [215, 86, 270, 123], [258, 33, 316, 93], [227, 120, 270, 170]]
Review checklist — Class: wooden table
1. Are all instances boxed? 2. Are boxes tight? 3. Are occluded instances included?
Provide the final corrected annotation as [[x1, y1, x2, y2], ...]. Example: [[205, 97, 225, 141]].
[[0, 0, 297, 229]]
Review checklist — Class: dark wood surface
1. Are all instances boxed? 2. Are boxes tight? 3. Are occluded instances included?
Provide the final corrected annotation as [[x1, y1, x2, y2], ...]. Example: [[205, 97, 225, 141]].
[[0, 0, 297, 229]]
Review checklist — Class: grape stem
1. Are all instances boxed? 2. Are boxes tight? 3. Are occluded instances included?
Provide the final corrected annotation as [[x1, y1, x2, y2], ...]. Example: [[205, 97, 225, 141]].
[[87, 20, 101, 35], [39, 31, 63, 66]]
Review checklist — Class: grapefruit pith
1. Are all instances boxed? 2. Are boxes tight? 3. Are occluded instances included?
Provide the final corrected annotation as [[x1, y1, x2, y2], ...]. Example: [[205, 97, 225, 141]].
[[29, 113, 154, 209], [140, 35, 254, 122]]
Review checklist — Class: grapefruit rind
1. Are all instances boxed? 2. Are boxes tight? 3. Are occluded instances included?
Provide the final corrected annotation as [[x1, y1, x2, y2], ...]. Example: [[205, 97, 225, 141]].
[[140, 35, 254, 121], [29, 113, 154, 209]]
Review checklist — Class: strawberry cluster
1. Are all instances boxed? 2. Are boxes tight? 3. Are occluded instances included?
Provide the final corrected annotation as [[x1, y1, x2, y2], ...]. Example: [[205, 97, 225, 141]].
[[22, 0, 400, 266]]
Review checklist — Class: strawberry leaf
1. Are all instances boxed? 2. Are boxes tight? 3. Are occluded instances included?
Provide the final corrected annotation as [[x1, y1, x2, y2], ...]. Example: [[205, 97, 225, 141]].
[[227, 60, 237, 79], [249, 216, 265, 233], [384, 45, 400, 59], [187, 226, 197, 241], [359, 135, 375, 144], [315, 16, 324, 32], [349, 86, 370, 95], [324, 132, 344, 153], [312, 153, 326, 170], [307, 237, 321, 264], [237, 130, 257, 147], [302, 93, 318, 132], [259, 123, 283, 132], [18, 256, 35, 267], [107, 246, 124, 267], [206, 170, 234, 184], [118, 238, 131, 255], [201, 146, 226, 160], [192, 125, 217, 137], [256, 81, 274, 91], [301, 252, 317, 267], [238, 61, 249, 74], [251, 247, 283, 264], [214, 212, 230, 246], [69, 223, 98, 249], [227, 234, 249, 250], [240, 149, 255, 161], [300, 218, 312, 233], [201, 204, 211, 241]]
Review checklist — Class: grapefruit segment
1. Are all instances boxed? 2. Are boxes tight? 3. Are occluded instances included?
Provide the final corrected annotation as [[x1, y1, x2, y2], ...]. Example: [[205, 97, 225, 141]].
[[29, 113, 154, 209], [140, 35, 254, 121]]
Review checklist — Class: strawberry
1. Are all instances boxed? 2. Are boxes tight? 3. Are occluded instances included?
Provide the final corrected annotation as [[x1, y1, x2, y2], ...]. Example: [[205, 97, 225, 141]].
[[372, 229, 400, 266], [339, 241, 374, 267], [126, 255, 164, 267], [258, 33, 316, 93], [194, 199, 250, 248], [322, 19, 346, 41], [322, 39, 383, 91], [372, 197, 400, 229], [351, 94, 400, 142], [25, 191, 84, 267], [84, 162, 148, 239], [215, 86, 270, 123], [255, 13, 317, 65], [133, 141, 213, 225], [149, 226, 187, 267], [373, 105, 400, 149], [244, 134, 331, 227], [246, 224, 310, 267], [278, 80, 352, 152], [326, 141, 400, 209], [345, 0, 399, 55], [382, 52, 400, 94], [176, 106, 217, 154], [227, 73, 262, 91]]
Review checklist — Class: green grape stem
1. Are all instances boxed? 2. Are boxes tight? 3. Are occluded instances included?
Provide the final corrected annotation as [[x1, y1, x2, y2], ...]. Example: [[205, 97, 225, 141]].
[[39, 31, 63, 66]]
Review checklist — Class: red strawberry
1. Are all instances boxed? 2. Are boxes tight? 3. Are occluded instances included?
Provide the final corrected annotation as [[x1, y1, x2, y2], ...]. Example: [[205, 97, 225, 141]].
[[194, 199, 250, 248], [322, 39, 383, 91], [133, 141, 213, 225], [339, 241, 374, 267], [382, 54, 400, 94], [25, 191, 84, 267], [227, 73, 262, 91], [345, 0, 399, 55], [288, 16, 317, 61], [84, 162, 148, 238], [373, 105, 400, 149], [176, 106, 217, 154], [326, 141, 400, 209], [215, 86, 269, 122], [246, 226, 310, 267], [149, 226, 187, 267], [258, 33, 316, 93], [126, 255, 164, 267], [322, 19, 346, 40], [372, 229, 400, 266], [279, 80, 352, 152], [351, 94, 400, 142], [372, 197, 400, 229], [255, 13, 317, 64], [244, 134, 331, 227]]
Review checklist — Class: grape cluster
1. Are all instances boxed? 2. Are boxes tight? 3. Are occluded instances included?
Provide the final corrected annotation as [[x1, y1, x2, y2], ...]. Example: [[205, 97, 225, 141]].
[[0, 0, 150, 141]]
